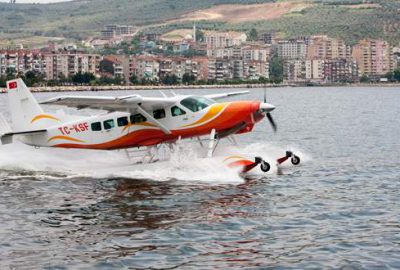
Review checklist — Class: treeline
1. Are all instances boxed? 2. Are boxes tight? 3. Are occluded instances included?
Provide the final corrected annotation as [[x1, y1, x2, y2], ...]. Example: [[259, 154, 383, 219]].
[[129, 73, 282, 86], [360, 69, 400, 83], [0, 72, 124, 88]]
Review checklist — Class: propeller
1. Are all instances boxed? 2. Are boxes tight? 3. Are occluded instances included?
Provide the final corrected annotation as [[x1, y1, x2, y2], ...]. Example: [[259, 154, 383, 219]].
[[263, 88, 277, 133]]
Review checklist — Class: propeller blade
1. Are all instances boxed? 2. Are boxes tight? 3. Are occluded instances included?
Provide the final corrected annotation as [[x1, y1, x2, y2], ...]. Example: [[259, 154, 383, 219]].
[[266, 112, 277, 133]]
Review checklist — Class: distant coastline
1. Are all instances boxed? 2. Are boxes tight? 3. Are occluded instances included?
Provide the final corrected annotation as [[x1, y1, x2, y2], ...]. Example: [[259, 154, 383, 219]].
[[1, 83, 399, 94]]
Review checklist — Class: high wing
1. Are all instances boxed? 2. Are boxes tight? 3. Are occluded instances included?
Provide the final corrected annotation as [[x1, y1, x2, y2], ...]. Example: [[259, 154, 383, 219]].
[[39, 94, 176, 134], [40, 94, 177, 112], [205, 90, 249, 100]]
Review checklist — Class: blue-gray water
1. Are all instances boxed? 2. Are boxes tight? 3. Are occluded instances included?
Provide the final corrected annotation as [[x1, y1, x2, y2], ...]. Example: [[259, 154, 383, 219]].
[[0, 86, 399, 269]]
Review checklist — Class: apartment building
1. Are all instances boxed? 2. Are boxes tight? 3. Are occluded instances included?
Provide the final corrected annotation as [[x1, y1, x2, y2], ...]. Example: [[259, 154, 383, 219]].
[[100, 55, 128, 81], [207, 43, 270, 62], [208, 59, 233, 81], [277, 40, 307, 59], [241, 43, 270, 62], [352, 39, 392, 76], [259, 33, 276, 45], [159, 57, 185, 80], [307, 35, 351, 60], [44, 53, 101, 80], [0, 49, 43, 76], [245, 61, 270, 80], [204, 31, 247, 49], [101, 24, 136, 40], [183, 57, 209, 81], [132, 55, 161, 81], [324, 59, 359, 83], [208, 58, 269, 81]]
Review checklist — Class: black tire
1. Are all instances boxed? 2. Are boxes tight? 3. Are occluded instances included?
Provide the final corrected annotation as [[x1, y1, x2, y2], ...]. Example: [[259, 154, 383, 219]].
[[260, 161, 270, 172], [291, 155, 301, 165]]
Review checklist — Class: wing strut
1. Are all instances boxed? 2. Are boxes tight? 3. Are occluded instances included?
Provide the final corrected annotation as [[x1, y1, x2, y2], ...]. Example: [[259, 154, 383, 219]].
[[136, 106, 171, 135]]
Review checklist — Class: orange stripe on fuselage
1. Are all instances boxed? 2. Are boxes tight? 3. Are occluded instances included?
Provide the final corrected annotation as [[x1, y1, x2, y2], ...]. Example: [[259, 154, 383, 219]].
[[183, 103, 228, 128], [48, 135, 85, 143], [31, 114, 60, 123], [121, 122, 157, 133]]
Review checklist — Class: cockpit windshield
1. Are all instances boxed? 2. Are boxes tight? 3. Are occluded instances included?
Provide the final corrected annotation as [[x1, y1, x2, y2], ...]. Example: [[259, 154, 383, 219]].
[[180, 96, 215, 112]]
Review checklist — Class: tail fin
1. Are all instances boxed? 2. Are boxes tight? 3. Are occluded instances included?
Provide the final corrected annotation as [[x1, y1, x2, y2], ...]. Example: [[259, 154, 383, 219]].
[[7, 79, 48, 132]]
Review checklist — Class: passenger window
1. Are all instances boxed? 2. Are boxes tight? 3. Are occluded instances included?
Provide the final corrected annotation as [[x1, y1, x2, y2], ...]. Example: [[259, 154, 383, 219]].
[[130, 113, 147, 124], [171, 106, 186, 117], [103, 119, 115, 130], [153, 109, 166, 119], [117, 117, 129, 127], [91, 122, 102, 131]]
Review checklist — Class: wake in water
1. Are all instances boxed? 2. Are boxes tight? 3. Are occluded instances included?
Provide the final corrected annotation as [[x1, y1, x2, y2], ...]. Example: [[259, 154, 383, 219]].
[[0, 141, 310, 184]]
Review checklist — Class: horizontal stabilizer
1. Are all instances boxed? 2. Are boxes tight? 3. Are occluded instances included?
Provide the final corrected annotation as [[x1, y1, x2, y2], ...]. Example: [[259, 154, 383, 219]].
[[39, 95, 176, 112], [1, 129, 46, 145]]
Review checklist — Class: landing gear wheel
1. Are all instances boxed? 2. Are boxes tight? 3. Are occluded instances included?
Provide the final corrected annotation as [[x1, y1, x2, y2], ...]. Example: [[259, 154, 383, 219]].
[[291, 155, 300, 165], [260, 161, 271, 172]]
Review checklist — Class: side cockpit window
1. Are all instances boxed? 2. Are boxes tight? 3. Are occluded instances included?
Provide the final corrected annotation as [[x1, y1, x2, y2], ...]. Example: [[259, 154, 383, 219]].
[[171, 106, 186, 117], [91, 122, 102, 131]]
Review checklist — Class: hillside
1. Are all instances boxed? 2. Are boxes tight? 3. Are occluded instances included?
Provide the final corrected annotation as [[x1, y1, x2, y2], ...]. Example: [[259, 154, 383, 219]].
[[0, 0, 399, 47]]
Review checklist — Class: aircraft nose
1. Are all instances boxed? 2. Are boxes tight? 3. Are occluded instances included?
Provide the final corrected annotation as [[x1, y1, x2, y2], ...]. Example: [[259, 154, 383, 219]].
[[259, 102, 276, 112]]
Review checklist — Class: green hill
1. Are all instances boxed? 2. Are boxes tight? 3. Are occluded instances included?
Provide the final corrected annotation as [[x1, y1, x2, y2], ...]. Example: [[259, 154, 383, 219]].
[[0, 0, 399, 46]]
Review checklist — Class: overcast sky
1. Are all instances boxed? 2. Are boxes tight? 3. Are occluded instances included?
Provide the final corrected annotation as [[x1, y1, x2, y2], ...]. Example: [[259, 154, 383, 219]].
[[0, 0, 71, 3]]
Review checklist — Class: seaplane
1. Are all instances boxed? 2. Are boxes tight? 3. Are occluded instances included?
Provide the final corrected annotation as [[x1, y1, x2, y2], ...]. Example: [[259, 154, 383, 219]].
[[0, 79, 300, 175]]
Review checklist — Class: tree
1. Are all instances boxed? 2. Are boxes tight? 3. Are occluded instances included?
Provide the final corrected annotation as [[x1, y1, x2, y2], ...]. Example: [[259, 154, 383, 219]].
[[71, 72, 95, 85], [23, 71, 44, 87], [385, 71, 394, 82], [269, 54, 283, 83], [394, 68, 400, 82], [182, 73, 196, 85], [248, 28, 258, 41], [360, 74, 370, 83], [196, 29, 205, 42], [0, 76, 6, 88], [162, 74, 179, 85], [130, 74, 139, 85], [258, 76, 269, 84]]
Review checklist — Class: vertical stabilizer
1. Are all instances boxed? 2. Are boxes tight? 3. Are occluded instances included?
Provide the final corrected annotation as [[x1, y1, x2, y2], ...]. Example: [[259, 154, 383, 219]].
[[7, 79, 45, 131]]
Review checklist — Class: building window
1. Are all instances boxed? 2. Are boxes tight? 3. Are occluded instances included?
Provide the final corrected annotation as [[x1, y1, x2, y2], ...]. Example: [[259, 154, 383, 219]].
[[117, 117, 129, 127], [91, 122, 102, 131], [171, 106, 186, 117], [153, 109, 166, 119], [104, 119, 115, 130], [130, 114, 147, 124]]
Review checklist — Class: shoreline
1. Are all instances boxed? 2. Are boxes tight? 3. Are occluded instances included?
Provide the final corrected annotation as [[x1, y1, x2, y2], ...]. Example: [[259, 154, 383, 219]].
[[1, 82, 399, 93]]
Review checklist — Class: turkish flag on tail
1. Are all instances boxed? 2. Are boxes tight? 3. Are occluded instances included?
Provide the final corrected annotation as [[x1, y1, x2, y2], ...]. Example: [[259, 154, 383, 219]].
[[8, 81, 17, 90]]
